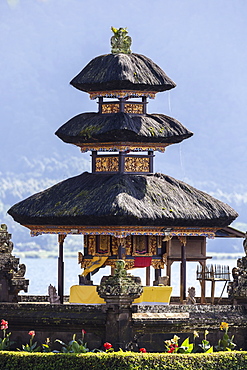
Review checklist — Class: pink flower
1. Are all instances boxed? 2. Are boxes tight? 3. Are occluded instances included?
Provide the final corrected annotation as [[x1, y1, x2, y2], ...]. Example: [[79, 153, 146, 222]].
[[82, 329, 86, 334], [104, 342, 112, 350], [1, 319, 8, 330], [139, 347, 147, 353], [28, 330, 35, 336]]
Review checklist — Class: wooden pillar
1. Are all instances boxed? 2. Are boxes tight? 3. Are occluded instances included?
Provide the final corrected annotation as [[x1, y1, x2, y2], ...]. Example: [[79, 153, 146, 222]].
[[146, 266, 150, 286], [148, 150, 154, 173], [119, 151, 125, 173], [178, 236, 187, 304], [91, 150, 97, 173], [166, 260, 172, 286], [199, 261, 206, 304], [58, 234, 66, 304]]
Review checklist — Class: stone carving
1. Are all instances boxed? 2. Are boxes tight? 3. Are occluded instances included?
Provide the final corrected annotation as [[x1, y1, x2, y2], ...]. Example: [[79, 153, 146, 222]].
[[97, 259, 143, 303], [186, 286, 196, 304], [228, 234, 247, 301], [0, 224, 29, 302], [111, 27, 132, 54], [48, 284, 60, 304], [13, 264, 26, 278], [153, 276, 169, 286]]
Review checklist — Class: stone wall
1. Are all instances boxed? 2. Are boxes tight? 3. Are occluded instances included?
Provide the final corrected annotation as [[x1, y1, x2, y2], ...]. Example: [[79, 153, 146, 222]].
[[1, 302, 247, 351]]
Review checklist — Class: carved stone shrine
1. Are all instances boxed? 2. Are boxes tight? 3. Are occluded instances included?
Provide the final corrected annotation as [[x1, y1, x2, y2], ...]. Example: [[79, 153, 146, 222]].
[[0, 224, 29, 302]]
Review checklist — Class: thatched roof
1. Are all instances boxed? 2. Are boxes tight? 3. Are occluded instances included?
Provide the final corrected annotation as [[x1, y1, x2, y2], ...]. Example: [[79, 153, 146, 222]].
[[55, 112, 193, 146], [70, 53, 176, 93], [8, 172, 238, 228]]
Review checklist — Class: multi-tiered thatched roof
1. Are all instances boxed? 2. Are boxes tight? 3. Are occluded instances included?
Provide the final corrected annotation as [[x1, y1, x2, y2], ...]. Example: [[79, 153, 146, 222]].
[[55, 112, 193, 146], [70, 53, 176, 93], [8, 172, 238, 228]]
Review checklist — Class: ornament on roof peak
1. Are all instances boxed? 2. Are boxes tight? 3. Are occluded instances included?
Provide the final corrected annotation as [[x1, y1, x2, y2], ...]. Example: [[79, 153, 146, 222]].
[[111, 27, 132, 54]]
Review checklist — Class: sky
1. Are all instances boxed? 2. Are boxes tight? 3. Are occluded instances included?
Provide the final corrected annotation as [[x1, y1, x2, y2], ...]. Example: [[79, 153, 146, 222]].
[[0, 0, 247, 251]]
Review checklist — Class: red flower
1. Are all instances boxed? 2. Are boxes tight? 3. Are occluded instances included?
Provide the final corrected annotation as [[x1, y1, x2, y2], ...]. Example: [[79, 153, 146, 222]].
[[139, 347, 147, 353], [104, 342, 112, 350], [1, 319, 8, 330], [82, 329, 86, 334], [167, 344, 178, 353], [28, 330, 35, 336]]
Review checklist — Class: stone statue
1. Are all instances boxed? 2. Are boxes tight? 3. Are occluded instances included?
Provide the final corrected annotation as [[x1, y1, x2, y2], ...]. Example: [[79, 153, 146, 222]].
[[0, 224, 13, 254], [48, 284, 60, 304], [97, 259, 143, 301], [186, 287, 196, 304], [243, 233, 247, 255], [111, 27, 132, 54], [228, 236, 247, 302], [0, 224, 29, 302], [13, 264, 26, 278]]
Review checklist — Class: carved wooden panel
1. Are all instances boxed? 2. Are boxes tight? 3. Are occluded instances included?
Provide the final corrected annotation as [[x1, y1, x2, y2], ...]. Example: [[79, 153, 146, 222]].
[[85, 235, 96, 255], [125, 157, 150, 172], [96, 235, 110, 255], [133, 235, 157, 256], [95, 156, 119, 172], [124, 103, 144, 114], [102, 103, 120, 114]]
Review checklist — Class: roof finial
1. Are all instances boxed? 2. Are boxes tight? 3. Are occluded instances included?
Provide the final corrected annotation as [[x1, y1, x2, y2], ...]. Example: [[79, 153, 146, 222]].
[[111, 27, 132, 54]]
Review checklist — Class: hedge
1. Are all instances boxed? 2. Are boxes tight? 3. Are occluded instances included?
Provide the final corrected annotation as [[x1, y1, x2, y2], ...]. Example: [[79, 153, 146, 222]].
[[0, 351, 247, 370]]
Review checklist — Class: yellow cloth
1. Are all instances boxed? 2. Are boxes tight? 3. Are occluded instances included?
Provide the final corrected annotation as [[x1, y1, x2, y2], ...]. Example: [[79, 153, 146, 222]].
[[82, 257, 108, 276], [134, 286, 172, 304], [69, 285, 172, 305], [70, 285, 105, 304]]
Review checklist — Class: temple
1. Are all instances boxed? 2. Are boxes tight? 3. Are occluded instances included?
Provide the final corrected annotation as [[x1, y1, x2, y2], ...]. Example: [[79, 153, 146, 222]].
[[8, 28, 242, 304]]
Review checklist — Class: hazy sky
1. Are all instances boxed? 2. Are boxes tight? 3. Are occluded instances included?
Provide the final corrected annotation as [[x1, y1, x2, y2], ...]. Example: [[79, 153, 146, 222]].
[[1, 0, 247, 231]]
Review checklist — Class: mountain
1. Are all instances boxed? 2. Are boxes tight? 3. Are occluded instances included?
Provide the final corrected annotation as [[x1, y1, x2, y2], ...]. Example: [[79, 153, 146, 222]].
[[0, 0, 246, 255]]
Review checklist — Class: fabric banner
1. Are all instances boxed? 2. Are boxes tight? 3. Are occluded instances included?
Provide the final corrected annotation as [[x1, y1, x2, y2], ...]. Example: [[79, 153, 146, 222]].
[[134, 257, 152, 268], [82, 256, 108, 276]]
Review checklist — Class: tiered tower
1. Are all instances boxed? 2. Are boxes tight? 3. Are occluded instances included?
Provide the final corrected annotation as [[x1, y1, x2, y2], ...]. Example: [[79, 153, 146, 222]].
[[8, 28, 238, 303]]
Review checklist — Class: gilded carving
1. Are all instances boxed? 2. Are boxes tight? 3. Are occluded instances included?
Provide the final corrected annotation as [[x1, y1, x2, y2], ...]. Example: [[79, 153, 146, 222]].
[[178, 236, 187, 246], [133, 235, 158, 256], [133, 235, 148, 255], [78, 252, 84, 266], [125, 235, 132, 255], [96, 235, 110, 255], [124, 103, 143, 114], [87, 235, 96, 255], [101, 103, 120, 114], [149, 236, 157, 255], [125, 157, 150, 172], [151, 259, 165, 269], [105, 259, 118, 268], [124, 260, 135, 270], [95, 156, 119, 172], [80, 259, 95, 269], [162, 253, 168, 265], [111, 237, 119, 255]]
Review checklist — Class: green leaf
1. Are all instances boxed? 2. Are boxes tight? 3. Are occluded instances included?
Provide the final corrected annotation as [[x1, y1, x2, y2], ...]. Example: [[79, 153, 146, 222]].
[[206, 346, 214, 353]]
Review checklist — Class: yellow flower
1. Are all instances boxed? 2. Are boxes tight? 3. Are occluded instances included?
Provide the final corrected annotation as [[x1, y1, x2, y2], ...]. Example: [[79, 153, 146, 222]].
[[220, 322, 229, 331], [172, 335, 180, 342], [164, 340, 172, 346], [193, 330, 199, 338]]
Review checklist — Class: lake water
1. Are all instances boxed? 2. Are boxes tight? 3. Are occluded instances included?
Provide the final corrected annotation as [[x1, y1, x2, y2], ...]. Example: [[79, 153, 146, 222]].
[[20, 257, 240, 298]]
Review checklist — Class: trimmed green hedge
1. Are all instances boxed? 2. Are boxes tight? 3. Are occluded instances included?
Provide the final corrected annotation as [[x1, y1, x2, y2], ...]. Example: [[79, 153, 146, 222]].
[[0, 351, 247, 370]]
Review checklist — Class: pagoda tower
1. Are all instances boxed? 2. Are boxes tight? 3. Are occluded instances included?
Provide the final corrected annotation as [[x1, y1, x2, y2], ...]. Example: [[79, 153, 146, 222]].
[[8, 28, 238, 303]]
